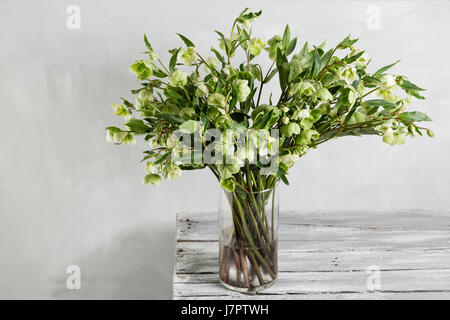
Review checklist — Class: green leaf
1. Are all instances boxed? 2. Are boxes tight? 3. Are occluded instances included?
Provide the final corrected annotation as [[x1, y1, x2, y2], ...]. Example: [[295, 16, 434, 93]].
[[125, 119, 150, 134], [286, 37, 297, 55], [408, 90, 425, 100], [169, 49, 179, 73], [398, 111, 432, 122], [282, 25, 290, 50], [373, 60, 400, 78], [398, 79, 425, 91], [320, 48, 334, 66], [143, 34, 153, 51], [177, 33, 195, 47], [252, 110, 274, 129], [339, 35, 359, 49], [280, 174, 289, 185], [276, 47, 289, 89], [344, 50, 365, 64], [264, 69, 278, 84], [362, 99, 397, 108], [153, 152, 171, 165], [338, 128, 380, 137], [311, 49, 322, 78], [157, 113, 186, 125], [215, 31, 229, 53], [211, 47, 225, 65]]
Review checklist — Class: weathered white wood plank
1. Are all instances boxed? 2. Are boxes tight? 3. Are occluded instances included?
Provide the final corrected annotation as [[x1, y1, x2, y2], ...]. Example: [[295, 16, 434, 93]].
[[175, 291, 450, 300], [176, 244, 450, 273], [177, 218, 450, 251], [174, 269, 450, 296], [174, 211, 450, 299]]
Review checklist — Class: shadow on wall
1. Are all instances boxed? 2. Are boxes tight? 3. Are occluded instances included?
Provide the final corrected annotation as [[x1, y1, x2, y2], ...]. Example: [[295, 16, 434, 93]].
[[51, 223, 175, 299]]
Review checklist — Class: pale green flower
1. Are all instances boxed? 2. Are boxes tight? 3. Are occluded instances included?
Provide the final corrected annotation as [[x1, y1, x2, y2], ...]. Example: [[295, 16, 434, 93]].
[[220, 178, 235, 192], [143, 174, 162, 186], [280, 106, 289, 113], [106, 128, 128, 144], [122, 132, 136, 145], [208, 93, 227, 108], [341, 87, 357, 106], [167, 164, 182, 180], [179, 120, 204, 134], [292, 109, 310, 120], [293, 81, 316, 96], [235, 79, 251, 102], [195, 82, 209, 97], [280, 154, 300, 168], [350, 49, 370, 68], [338, 66, 358, 84], [129, 60, 153, 80], [135, 88, 153, 111], [265, 35, 282, 60], [382, 128, 395, 145], [177, 47, 198, 66], [281, 116, 289, 125], [112, 104, 131, 119], [281, 122, 300, 137], [169, 69, 188, 87], [379, 75, 397, 91], [316, 87, 333, 102], [248, 38, 266, 56], [295, 129, 319, 145], [217, 159, 241, 180], [377, 89, 399, 103]]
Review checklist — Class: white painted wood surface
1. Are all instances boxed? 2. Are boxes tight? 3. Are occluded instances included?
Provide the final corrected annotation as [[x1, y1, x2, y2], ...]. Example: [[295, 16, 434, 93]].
[[174, 210, 450, 300]]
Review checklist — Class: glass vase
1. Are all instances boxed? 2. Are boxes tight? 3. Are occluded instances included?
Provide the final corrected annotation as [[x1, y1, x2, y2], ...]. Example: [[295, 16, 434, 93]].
[[218, 184, 279, 294]]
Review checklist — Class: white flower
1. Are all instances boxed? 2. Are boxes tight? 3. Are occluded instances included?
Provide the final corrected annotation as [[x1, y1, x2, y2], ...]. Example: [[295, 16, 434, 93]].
[[379, 75, 397, 91], [338, 66, 358, 84], [169, 70, 188, 87], [177, 47, 197, 66], [106, 129, 128, 144]]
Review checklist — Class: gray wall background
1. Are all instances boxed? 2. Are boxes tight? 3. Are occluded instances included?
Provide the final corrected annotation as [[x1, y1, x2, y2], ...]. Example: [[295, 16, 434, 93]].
[[0, 0, 449, 299]]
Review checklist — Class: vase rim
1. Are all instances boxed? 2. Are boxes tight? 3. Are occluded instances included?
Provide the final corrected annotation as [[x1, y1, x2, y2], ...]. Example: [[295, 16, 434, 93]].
[[221, 181, 279, 194]]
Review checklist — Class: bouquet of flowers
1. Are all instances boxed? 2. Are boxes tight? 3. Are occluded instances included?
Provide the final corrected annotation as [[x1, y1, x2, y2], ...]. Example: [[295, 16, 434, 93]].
[[106, 8, 432, 292]]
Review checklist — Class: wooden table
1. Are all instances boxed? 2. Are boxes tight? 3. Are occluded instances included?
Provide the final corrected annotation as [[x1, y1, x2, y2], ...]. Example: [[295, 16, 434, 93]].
[[174, 210, 450, 300]]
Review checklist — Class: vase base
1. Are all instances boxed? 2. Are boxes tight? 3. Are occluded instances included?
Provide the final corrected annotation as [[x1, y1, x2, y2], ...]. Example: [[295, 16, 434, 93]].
[[220, 278, 277, 295]]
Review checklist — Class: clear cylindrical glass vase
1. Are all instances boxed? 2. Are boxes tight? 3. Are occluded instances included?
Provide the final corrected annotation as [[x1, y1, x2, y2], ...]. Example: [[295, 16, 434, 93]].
[[218, 184, 279, 293]]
